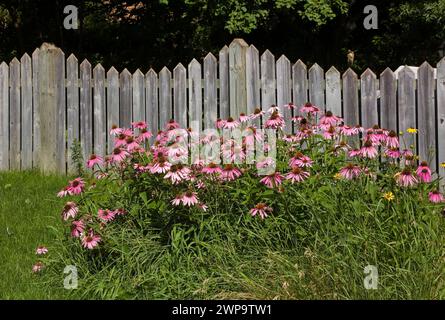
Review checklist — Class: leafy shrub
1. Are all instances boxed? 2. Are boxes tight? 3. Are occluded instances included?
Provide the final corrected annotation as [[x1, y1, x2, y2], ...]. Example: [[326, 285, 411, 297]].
[[37, 103, 445, 299]]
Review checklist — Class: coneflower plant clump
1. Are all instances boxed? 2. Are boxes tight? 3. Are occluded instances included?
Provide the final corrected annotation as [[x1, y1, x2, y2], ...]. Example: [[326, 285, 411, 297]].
[[39, 102, 445, 299]]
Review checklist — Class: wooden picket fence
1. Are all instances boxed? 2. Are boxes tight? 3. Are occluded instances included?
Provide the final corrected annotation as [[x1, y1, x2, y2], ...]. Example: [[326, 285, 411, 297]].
[[0, 38, 444, 178]]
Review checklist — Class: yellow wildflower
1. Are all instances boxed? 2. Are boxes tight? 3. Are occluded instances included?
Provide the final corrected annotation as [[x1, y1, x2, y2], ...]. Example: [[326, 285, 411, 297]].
[[383, 192, 395, 202], [334, 173, 342, 180], [407, 128, 418, 134]]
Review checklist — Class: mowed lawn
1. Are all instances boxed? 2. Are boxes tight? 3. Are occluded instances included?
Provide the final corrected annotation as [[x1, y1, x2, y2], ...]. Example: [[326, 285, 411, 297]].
[[0, 171, 68, 299]]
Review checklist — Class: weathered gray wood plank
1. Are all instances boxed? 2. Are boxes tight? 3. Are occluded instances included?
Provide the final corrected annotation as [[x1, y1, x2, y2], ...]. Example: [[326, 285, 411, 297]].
[[417, 62, 436, 170], [380, 68, 397, 131], [55, 50, 66, 173], [397, 67, 416, 145], [204, 53, 217, 129], [437, 58, 445, 182], [308, 63, 325, 110], [246, 45, 260, 115], [188, 59, 202, 131], [119, 68, 132, 128], [325, 66, 341, 117], [229, 39, 248, 117], [145, 69, 158, 140], [80, 59, 92, 165], [360, 68, 378, 129], [132, 69, 145, 124], [32, 49, 40, 168], [93, 64, 106, 158], [342, 68, 359, 126], [0, 62, 9, 170], [106, 67, 119, 153], [173, 63, 187, 128], [20, 54, 33, 169], [219, 45, 229, 120], [261, 50, 276, 111], [159, 67, 172, 129], [292, 60, 308, 116], [9, 58, 21, 170], [67, 54, 79, 172], [276, 55, 292, 132]]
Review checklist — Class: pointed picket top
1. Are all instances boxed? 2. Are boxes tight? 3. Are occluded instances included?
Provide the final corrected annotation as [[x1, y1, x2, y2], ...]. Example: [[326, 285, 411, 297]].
[[93, 63, 105, 73], [229, 38, 249, 50], [261, 49, 275, 60], [9, 57, 20, 66], [418, 61, 435, 75], [326, 66, 340, 76], [293, 59, 307, 69], [0, 61, 8, 69], [204, 52, 217, 62], [67, 53, 78, 64], [80, 59, 91, 69], [20, 53, 31, 64], [248, 44, 259, 57], [146, 68, 157, 78], [120, 68, 131, 77], [188, 58, 201, 68], [343, 67, 358, 78], [219, 45, 229, 55], [107, 66, 119, 77], [160, 66, 171, 77], [277, 54, 291, 65], [32, 48, 39, 58], [309, 62, 323, 73], [133, 68, 144, 78], [380, 67, 394, 78], [173, 62, 186, 73], [361, 68, 376, 79], [398, 65, 415, 77], [438, 57, 445, 69]]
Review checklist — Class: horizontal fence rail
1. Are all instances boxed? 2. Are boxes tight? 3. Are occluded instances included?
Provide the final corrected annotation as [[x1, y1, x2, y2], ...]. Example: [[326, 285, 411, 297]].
[[0, 39, 444, 181]]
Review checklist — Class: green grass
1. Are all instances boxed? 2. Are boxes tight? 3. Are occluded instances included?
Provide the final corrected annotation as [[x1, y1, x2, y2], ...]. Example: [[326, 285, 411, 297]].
[[0, 171, 68, 299]]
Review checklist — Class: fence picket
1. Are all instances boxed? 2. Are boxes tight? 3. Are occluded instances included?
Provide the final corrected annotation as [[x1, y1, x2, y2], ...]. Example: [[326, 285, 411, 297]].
[[159, 67, 172, 128], [106, 67, 119, 153], [246, 45, 260, 115], [219, 46, 229, 120], [67, 54, 79, 172], [309, 63, 325, 110], [93, 64, 106, 158], [132, 69, 145, 124], [0, 62, 8, 170], [292, 60, 308, 116], [325, 66, 341, 117], [229, 39, 248, 117], [173, 63, 187, 128], [397, 67, 416, 145], [80, 59, 92, 165], [342, 68, 359, 126], [188, 59, 202, 131], [360, 68, 378, 129], [380, 68, 397, 131], [204, 53, 217, 129], [277, 55, 292, 133], [261, 50, 276, 111], [120, 69, 132, 128], [145, 69, 158, 137], [9, 58, 21, 170], [437, 58, 445, 183], [20, 54, 32, 169], [32, 49, 40, 168]]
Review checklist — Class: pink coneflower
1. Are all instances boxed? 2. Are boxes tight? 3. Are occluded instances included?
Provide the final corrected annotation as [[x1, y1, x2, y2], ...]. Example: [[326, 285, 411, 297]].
[[339, 163, 362, 180], [114, 133, 128, 147], [32, 262, 44, 273], [289, 152, 313, 168], [220, 164, 242, 181], [82, 231, 101, 249], [197, 202, 208, 212], [98, 209, 115, 222], [348, 148, 361, 158], [71, 220, 85, 238], [300, 102, 320, 115], [111, 148, 129, 163], [166, 119, 180, 130], [125, 136, 139, 152], [284, 102, 296, 110], [35, 246, 48, 255], [150, 156, 172, 174], [320, 111, 341, 126], [215, 118, 225, 129], [429, 190, 444, 203], [385, 147, 401, 159], [164, 164, 190, 184], [61, 202, 78, 221], [282, 134, 298, 143], [87, 154, 103, 168], [57, 186, 70, 198], [359, 141, 378, 159], [114, 208, 127, 216], [223, 117, 240, 129], [250, 107, 265, 120], [286, 167, 310, 183], [416, 161, 432, 183], [171, 195, 183, 206], [338, 124, 356, 136], [395, 168, 418, 187], [292, 116, 303, 123], [182, 191, 199, 206], [256, 157, 275, 170], [260, 171, 284, 188], [137, 128, 152, 142], [70, 178, 85, 195], [239, 113, 250, 123], [268, 104, 280, 113], [202, 162, 222, 175], [109, 124, 122, 136], [322, 126, 338, 140], [385, 130, 399, 148], [131, 121, 147, 129], [250, 203, 272, 219], [265, 111, 285, 129]]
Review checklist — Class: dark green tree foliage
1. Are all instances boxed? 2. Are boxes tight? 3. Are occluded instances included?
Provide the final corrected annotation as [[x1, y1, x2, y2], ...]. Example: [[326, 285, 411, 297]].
[[0, 0, 444, 73]]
